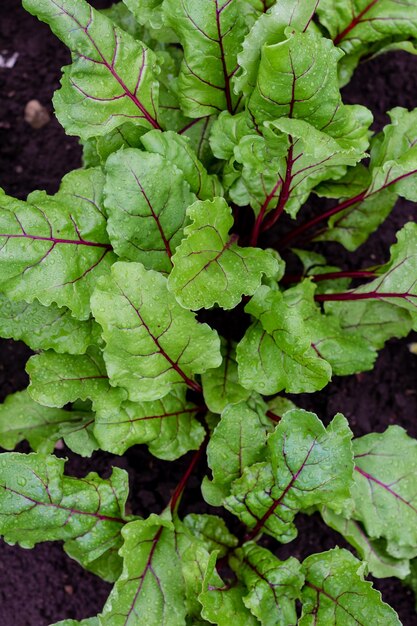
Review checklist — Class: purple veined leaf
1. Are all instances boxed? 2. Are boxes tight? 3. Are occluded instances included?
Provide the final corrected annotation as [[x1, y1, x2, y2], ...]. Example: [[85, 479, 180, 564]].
[[300, 548, 401, 625], [225, 411, 353, 543], [230, 542, 304, 626], [0, 390, 98, 458], [321, 507, 412, 579], [316, 223, 417, 331], [0, 168, 115, 320], [163, 0, 249, 117], [199, 551, 259, 625], [235, 0, 320, 97], [93, 386, 206, 460], [104, 149, 196, 274], [0, 293, 101, 354], [351, 425, 417, 559], [91, 262, 222, 402], [23, 0, 162, 139], [168, 198, 280, 310], [0, 453, 133, 582], [99, 516, 187, 626], [318, 0, 417, 53]]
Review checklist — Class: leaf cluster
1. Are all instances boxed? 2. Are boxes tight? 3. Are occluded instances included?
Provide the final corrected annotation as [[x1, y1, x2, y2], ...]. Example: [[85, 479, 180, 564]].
[[2, 0, 417, 623]]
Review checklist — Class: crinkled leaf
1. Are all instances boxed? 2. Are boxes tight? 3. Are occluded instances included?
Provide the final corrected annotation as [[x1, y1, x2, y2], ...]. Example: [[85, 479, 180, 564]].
[[85, 123, 147, 167], [321, 507, 411, 579], [230, 542, 304, 626], [27, 348, 109, 408], [300, 548, 401, 625], [202, 401, 269, 506], [237, 285, 332, 394], [325, 298, 413, 352], [225, 411, 354, 542], [183, 514, 238, 557], [0, 390, 97, 457], [285, 281, 377, 376], [235, 0, 319, 96], [0, 453, 130, 581], [141, 130, 222, 199], [0, 294, 100, 354], [232, 117, 367, 219], [173, 519, 212, 619], [318, 108, 417, 249], [23, 0, 161, 139], [352, 426, 417, 557], [0, 169, 114, 320], [93, 387, 205, 460], [324, 222, 417, 326], [163, 0, 248, 117], [169, 198, 279, 309], [100, 516, 186, 626], [199, 551, 259, 625], [105, 149, 195, 274], [91, 262, 221, 401], [209, 110, 256, 160], [201, 338, 251, 414], [248, 28, 372, 148], [317, 0, 417, 55]]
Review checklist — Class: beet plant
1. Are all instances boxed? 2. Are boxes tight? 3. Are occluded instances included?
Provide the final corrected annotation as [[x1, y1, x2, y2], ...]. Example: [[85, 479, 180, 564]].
[[2, 0, 417, 623]]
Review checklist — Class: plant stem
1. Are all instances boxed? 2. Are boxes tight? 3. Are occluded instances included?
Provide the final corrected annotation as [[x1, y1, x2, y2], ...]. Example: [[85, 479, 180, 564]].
[[169, 437, 207, 515], [282, 269, 377, 285], [315, 291, 416, 303], [277, 190, 366, 249]]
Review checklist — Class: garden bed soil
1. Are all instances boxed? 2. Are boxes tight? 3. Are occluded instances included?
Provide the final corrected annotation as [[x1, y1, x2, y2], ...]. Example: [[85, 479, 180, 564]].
[[1, 0, 417, 624]]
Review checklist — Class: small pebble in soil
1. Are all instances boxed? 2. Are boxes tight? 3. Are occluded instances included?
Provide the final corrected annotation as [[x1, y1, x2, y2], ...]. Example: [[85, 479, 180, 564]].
[[24, 99, 50, 129]]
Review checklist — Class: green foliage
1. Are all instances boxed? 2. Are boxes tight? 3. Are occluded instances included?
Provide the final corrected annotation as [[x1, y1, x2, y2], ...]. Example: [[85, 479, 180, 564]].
[[3, 0, 417, 622]]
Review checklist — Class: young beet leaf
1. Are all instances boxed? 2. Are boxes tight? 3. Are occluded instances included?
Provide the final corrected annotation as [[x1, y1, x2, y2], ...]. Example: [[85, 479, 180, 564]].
[[23, 0, 161, 138]]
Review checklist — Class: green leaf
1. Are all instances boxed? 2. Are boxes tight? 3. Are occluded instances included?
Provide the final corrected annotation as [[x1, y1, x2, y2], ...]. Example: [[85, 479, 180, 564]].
[[237, 285, 332, 394], [0, 169, 114, 320], [325, 222, 417, 327], [168, 198, 279, 309], [300, 548, 401, 625], [163, 0, 248, 117], [230, 542, 304, 626], [321, 507, 411, 580], [0, 390, 97, 457], [93, 387, 205, 460], [202, 401, 269, 506], [91, 262, 221, 401], [141, 130, 223, 199], [284, 281, 377, 376], [230, 118, 367, 220], [104, 149, 195, 274], [27, 348, 109, 408], [352, 426, 417, 558], [235, 0, 320, 96], [199, 552, 259, 625], [317, 0, 417, 55], [0, 294, 100, 354], [318, 108, 417, 250], [324, 298, 413, 352], [23, 0, 161, 139], [248, 28, 372, 147], [100, 516, 187, 625], [201, 338, 251, 414], [225, 411, 354, 542], [0, 453, 130, 581], [183, 514, 238, 557]]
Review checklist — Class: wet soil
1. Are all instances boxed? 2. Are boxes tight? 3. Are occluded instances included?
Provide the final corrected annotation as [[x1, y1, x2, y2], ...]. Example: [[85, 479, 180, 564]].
[[1, 0, 417, 623]]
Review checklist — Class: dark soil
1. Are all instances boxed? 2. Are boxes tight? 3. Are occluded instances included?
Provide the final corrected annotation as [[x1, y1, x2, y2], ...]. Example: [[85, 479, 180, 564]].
[[1, 1, 417, 624]]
